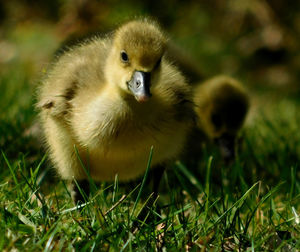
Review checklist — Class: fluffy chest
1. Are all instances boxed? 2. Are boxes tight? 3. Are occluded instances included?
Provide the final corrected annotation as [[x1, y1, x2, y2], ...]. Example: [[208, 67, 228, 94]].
[[80, 115, 188, 181], [70, 93, 189, 181], [72, 90, 175, 146]]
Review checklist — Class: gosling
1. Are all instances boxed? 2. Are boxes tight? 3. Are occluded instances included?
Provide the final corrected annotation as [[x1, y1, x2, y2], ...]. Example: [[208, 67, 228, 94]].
[[37, 20, 194, 202], [193, 75, 250, 162]]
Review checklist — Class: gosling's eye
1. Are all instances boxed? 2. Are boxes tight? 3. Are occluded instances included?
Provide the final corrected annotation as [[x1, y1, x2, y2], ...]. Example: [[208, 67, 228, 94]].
[[121, 51, 129, 62]]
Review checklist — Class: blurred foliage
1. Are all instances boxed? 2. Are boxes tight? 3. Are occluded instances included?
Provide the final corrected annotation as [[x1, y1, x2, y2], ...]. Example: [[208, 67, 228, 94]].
[[0, 0, 300, 93]]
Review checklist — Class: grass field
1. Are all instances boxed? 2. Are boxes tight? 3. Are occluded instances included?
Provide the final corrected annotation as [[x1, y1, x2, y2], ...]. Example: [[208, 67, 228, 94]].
[[1, 18, 300, 252]]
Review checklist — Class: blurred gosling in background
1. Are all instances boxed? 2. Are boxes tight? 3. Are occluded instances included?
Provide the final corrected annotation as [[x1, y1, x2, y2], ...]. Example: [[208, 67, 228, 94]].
[[193, 75, 250, 163]]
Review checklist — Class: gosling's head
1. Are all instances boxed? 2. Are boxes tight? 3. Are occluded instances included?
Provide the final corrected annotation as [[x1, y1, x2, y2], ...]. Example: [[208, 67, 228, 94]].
[[106, 20, 166, 102], [195, 76, 250, 162], [210, 86, 249, 161], [208, 84, 249, 138]]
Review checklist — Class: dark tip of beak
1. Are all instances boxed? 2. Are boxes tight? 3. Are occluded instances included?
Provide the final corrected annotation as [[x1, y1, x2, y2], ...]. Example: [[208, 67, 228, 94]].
[[128, 71, 152, 103], [215, 133, 236, 164]]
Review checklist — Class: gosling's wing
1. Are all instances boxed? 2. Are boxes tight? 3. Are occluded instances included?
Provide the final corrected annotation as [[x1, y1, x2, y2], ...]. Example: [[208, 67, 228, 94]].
[[158, 60, 197, 123], [37, 38, 111, 118]]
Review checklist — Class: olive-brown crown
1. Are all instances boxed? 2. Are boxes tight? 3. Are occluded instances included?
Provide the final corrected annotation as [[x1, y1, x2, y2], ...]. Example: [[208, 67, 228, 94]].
[[113, 20, 166, 71]]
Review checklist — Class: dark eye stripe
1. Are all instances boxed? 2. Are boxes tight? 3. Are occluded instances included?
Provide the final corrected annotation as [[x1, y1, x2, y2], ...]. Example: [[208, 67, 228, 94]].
[[154, 57, 162, 69]]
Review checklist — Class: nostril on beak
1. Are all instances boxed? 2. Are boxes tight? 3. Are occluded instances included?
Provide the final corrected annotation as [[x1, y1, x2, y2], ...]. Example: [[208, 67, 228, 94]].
[[136, 80, 141, 88]]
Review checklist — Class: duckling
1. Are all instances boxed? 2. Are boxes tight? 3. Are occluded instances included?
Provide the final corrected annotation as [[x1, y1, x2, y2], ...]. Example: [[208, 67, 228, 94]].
[[37, 19, 194, 202], [193, 75, 250, 162]]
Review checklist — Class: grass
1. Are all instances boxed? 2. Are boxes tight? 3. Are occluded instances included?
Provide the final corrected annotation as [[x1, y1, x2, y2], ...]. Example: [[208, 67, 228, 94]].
[[0, 24, 299, 252], [1, 78, 299, 251]]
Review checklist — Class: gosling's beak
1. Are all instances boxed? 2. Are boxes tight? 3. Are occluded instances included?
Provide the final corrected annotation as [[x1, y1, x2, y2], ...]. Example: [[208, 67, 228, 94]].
[[128, 71, 152, 102], [215, 133, 236, 164]]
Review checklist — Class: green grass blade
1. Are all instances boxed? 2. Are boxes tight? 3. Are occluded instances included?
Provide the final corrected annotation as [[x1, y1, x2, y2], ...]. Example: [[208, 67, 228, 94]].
[[2, 151, 18, 186], [204, 156, 213, 222], [130, 146, 153, 219], [175, 160, 203, 192], [209, 181, 260, 230], [74, 145, 98, 193]]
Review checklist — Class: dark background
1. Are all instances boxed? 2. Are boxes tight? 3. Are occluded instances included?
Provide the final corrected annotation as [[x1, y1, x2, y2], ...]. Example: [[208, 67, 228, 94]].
[[1, 0, 300, 93]]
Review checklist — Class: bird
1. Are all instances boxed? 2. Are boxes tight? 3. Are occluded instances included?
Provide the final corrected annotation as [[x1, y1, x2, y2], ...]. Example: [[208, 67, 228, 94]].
[[192, 75, 250, 163], [36, 19, 195, 203]]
